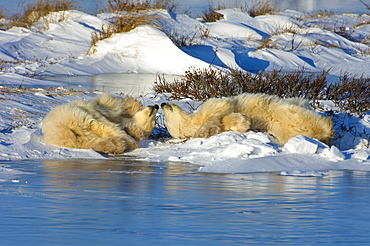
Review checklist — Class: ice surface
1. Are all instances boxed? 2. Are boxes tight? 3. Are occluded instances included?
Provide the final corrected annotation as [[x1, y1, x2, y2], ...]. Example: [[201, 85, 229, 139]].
[[0, 166, 32, 182], [280, 170, 325, 177]]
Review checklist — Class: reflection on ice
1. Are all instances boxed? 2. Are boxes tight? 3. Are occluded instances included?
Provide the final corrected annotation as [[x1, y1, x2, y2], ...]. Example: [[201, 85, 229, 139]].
[[39, 73, 179, 96], [2, 159, 370, 245]]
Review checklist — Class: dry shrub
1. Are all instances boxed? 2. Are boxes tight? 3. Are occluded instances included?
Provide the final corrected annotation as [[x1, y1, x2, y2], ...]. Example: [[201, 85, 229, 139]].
[[326, 73, 370, 116], [163, 25, 209, 47], [154, 66, 232, 100], [307, 9, 336, 18], [247, 0, 275, 17], [201, 6, 224, 22], [154, 67, 329, 101], [9, 0, 77, 29], [106, 0, 176, 13], [256, 38, 276, 50], [0, 8, 7, 30], [0, 8, 5, 19], [163, 28, 200, 47], [359, 35, 370, 45], [153, 66, 370, 116], [361, 0, 370, 11], [107, 0, 150, 12], [352, 19, 370, 29]]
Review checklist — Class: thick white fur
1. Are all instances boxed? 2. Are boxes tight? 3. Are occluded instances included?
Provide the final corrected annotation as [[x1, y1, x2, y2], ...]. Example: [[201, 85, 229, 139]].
[[161, 93, 333, 145], [42, 94, 158, 154]]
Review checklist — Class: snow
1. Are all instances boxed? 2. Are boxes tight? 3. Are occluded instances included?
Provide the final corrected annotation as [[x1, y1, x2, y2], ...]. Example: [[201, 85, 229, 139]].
[[0, 8, 369, 178]]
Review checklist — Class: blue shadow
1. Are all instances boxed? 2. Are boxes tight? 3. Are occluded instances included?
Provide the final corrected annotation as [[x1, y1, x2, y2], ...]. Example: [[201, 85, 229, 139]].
[[180, 45, 226, 67]]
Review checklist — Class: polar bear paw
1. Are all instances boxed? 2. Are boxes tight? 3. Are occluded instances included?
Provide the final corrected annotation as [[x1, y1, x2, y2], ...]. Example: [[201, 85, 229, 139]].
[[194, 122, 223, 138], [221, 113, 251, 133], [90, 136, 138, 154]]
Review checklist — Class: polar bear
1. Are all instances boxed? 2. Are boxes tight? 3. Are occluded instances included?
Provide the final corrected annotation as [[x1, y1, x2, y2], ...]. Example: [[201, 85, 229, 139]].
[[161, 93, 333, 145], [42, 94, 159, 154]]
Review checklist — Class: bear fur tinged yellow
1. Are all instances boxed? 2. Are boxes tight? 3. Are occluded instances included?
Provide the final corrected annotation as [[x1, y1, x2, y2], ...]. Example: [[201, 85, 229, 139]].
[[161, 93, 333, 146], [42, 94, 158, 154]]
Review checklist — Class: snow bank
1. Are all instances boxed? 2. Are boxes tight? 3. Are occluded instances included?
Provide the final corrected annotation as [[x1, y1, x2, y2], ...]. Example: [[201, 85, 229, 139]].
[[0, 127, 103, 160], [132, 131, 370, 174], [1, 9, 370, 76]]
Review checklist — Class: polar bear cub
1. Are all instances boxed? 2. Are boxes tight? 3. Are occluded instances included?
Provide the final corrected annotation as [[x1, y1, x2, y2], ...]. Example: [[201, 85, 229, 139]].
[[161, 93, 333, 146], [42, 94, 158, 154]]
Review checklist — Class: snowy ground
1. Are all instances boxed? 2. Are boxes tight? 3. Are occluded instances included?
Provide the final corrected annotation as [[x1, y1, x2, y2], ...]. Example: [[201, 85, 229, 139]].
[[0, 8, 369, 177]]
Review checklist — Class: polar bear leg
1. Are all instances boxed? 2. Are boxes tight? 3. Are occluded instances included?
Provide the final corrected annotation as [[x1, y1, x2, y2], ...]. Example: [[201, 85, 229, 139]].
[[87, 120, 139, 153], [194, 122, 223, 138], [86, 136, 134, 154], [221, 113, 251, 133], [43, 123, 79, 149]]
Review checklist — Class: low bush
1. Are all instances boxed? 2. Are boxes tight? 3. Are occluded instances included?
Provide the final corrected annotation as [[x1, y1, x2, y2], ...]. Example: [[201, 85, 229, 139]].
[[246, 0, 276, 17], [201, 6, 224, 22], [8, 0, 77, 29], [307, 9, 336, 18], [106, 0, 176, 13], [326, 72, 370, 116], [0, 8, 5, 19], [361, 0, 370, 11], [153, 66, 370, 116]]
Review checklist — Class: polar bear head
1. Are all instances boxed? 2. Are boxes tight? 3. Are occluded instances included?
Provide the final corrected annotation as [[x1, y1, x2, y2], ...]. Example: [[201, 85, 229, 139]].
[[161, 102, 201, 138], [161, 102, 251, 139], [121, 104, 159, 142], [133, 104, 159, 134]]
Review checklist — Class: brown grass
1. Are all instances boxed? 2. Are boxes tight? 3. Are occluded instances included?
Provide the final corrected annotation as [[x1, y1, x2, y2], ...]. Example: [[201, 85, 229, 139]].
[[256, 38, 277, 50], [307, 9, 336, 18], [326, 72, 370, 116], [0, 8, 5, 19], [163, 25, 210, 47], [106, 0, 176, 13], [8, 0, 77, 29], [0, 86, 91, 97], [153, 66, 370, 116], [201, 6, 224, 22], [352, 19, 370, 29], [247, 0, 276, 17], [361, 0, 370, 11]]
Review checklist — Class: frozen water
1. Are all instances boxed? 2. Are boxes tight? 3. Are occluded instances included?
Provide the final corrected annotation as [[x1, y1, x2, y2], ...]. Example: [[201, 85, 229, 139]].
[[1, 159, 370, 245]]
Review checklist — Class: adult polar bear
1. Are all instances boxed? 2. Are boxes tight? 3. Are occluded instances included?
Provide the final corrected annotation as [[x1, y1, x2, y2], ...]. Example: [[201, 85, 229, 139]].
[[42, 94, 158, 154], [161, 93, 333, 146]]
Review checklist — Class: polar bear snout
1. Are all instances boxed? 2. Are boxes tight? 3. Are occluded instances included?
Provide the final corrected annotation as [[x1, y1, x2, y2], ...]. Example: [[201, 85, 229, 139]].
[[148, 104, 159, 116], [161, 102, 172, 111]]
